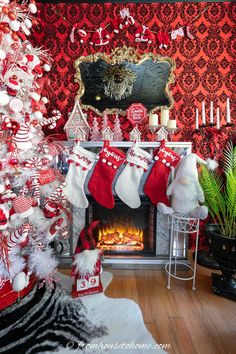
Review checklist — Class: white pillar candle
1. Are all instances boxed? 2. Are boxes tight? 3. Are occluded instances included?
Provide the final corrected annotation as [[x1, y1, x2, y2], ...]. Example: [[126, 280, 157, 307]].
[[161, 109, 169, 126], [216, 107, 220, 130], [167, 119, 177, 129], [210, 101, 214, 124], [226, 98, 231, 124], [196, 108, 199, 130], [202, 101, 206, 125], [149, 114, 158, 126]]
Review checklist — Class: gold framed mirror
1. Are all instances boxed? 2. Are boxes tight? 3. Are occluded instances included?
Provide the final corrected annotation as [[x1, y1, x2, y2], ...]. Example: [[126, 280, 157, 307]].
[[74, 46, 175, 116]]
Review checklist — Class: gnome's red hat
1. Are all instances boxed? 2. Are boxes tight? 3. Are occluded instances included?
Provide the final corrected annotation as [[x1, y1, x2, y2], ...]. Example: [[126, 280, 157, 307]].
[[75, 220, 100, 254]]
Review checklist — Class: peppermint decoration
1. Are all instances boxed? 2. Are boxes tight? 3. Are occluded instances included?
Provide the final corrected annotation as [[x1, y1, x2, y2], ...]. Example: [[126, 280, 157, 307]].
[[9, 98, 24, 113]]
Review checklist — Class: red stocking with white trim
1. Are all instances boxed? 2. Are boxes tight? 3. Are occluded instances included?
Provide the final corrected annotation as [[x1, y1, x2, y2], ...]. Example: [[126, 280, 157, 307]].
[[144, 141, 180, 205], [88, 141, 125, 209]]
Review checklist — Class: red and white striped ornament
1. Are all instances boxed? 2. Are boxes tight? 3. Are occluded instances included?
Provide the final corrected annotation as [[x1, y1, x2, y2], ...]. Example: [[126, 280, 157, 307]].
[[12, 195, 33, 218]]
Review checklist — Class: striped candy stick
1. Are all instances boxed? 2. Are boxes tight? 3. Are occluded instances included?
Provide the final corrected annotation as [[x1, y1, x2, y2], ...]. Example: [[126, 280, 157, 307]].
[[31, 170, 41, 204], [7, 223, 32, 252]]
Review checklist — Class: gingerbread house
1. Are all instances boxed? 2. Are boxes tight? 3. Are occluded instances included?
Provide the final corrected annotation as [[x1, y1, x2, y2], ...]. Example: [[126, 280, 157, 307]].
[[101, 127, 114, 141], [64, 101, 90, 140], [156, 126, 168, 141], [129, 126, 141, 142]]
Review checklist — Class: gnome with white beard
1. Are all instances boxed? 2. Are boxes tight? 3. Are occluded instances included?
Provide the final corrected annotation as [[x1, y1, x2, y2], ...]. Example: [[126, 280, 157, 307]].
[[157, 153, 218, 220], [71, 220, 103, 297]]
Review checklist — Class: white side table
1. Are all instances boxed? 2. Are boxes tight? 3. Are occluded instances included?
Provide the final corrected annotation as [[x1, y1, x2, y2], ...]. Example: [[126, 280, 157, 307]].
[[165, 213, 200, 290]]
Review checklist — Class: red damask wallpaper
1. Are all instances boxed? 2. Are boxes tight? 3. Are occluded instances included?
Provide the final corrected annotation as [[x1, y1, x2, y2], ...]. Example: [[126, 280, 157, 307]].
[[32, 2, 235, 159]]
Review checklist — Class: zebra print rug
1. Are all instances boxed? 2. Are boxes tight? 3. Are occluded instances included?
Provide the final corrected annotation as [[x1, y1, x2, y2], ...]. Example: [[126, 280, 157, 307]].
[[0, 272, 165, 354], [0, 282, 107, 354]]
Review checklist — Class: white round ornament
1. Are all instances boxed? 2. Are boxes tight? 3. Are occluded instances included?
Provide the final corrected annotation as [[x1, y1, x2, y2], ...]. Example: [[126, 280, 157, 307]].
[[9, 20, 20, 32], [33, 111, 43, 120], [9, 98, 23, 112], [28, 3, 37, 14], [41, 97, 48, 104], [0, 49, 6, 60], [12, 272, 27, 292], [30, 92, 41, 101], [24, 19, 32, 29], [43, 64, 51, 72], [0, 91, 10, 106], [0, 184, 5, 193]]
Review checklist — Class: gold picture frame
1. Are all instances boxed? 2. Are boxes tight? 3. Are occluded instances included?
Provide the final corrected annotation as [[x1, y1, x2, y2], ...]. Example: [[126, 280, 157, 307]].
[[74, 46, 176, 116]]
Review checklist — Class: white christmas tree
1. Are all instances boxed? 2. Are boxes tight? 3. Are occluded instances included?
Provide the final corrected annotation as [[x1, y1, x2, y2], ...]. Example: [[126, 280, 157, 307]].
[[90, 117, 100, 141], [113, 114, 123, 141], [0, 0, 69, 308]]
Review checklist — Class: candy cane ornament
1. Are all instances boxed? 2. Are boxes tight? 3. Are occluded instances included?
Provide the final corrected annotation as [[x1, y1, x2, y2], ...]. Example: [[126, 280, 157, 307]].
[[7, 223, 32, 252], [49, 182, 67, 202], [39, 110, 61, 130]]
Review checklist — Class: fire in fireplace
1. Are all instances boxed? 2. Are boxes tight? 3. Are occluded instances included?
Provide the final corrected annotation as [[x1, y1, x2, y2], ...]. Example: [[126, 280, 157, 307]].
[[97, 222, 144, 251], [86, 196, 156, 255]]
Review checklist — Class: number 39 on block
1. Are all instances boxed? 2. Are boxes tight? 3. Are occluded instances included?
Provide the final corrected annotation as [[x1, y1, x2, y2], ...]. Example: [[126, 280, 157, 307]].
[[76, 275, 99, 291]]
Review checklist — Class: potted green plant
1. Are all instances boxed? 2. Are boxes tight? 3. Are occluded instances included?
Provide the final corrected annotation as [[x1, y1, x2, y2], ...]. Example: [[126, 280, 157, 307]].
[[199, 141, 236, 300]]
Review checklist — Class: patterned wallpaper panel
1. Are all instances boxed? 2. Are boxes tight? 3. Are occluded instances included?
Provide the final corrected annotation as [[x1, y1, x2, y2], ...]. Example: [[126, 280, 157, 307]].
[[32, 2, 236, 158]]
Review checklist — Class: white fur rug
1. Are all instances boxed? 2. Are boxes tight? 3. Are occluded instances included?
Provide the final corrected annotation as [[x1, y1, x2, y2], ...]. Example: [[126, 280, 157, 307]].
[[57, 271, 166, 354]]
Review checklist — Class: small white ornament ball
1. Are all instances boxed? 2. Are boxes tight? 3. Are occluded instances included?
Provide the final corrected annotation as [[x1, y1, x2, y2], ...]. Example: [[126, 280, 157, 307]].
[[0, 91, 10, 106], [41, 96, 48, 104], [24, 18, 32, 29], [12, 272, 27, 292], [33, 111, 43, 120], [0, 184, 5, 193], [28, 3, 37, 14], [9, 20, 21, 32], [0, 49, 6, 60], [43, 64, 51, 72], [30, 92, 41, 101]]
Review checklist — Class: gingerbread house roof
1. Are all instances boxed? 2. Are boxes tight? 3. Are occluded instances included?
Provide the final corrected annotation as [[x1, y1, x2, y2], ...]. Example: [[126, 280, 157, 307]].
[[65, 101, 90, 132]]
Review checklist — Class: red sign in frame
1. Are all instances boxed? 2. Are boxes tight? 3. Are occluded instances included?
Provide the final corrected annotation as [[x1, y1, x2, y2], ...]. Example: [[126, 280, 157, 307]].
[[127, 103, 147, 125]]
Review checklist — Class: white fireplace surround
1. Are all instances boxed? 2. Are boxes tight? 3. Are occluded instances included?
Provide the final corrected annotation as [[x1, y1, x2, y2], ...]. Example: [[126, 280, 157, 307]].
[[56, 141, 192, 269]]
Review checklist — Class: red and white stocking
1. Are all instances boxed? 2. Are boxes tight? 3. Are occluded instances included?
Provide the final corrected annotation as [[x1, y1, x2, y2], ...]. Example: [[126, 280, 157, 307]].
[[63, 143, 96, 208], [144, 141, 180, 206], [88, 141, 125, 209], [115, 144, 152, 209]]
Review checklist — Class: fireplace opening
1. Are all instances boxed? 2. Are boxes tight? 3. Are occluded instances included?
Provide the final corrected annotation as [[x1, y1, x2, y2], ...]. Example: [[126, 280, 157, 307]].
[[86, 196, 156, 255]]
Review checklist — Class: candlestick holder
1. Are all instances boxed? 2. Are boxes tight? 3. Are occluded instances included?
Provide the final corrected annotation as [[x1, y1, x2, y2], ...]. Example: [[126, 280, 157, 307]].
[[166, 127, 179, 141], [148, 125, 160, 134]]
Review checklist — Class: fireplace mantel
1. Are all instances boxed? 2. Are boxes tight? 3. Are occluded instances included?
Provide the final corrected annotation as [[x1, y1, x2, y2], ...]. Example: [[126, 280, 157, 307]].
[[65, 141, 192, 152]]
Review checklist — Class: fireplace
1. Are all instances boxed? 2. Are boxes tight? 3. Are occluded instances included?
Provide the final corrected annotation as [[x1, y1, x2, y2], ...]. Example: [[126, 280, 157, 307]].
[[55, 141, 192, 268], [86, 197, 156, 256]]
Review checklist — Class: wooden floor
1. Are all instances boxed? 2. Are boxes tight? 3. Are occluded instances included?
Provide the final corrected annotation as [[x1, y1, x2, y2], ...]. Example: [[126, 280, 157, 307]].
[[61, 257, 236, 354]]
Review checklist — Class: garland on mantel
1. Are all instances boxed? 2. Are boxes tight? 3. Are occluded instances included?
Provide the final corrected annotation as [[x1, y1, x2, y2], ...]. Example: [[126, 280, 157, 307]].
[[51, 5, 209, 48]]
